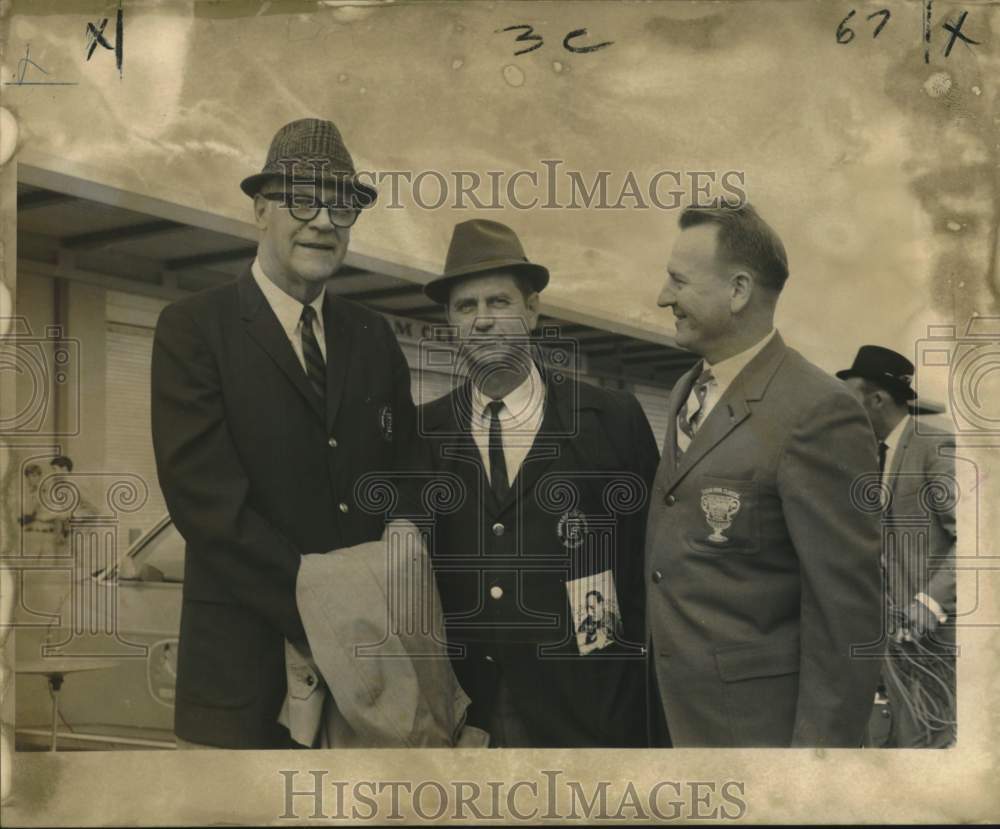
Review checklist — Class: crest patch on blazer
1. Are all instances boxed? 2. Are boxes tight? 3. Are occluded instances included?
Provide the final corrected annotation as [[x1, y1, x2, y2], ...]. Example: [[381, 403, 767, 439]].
[[378, 404, 394, 441], [700, 486, 742, 544], [566, 570, 621, 655], [557, 508, 588, 549]]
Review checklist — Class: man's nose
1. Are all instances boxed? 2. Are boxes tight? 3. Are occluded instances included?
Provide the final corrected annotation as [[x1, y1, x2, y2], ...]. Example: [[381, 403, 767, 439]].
[[657, 281, 676, 308], [307, 207, 337, 232], [472, 312, 495, 332]]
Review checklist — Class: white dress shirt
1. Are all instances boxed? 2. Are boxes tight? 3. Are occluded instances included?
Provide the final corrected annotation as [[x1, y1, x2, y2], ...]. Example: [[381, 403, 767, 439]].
[[685, 329, 777, 428], [470, 362, 546, 485], [252, 258, 327, 368]]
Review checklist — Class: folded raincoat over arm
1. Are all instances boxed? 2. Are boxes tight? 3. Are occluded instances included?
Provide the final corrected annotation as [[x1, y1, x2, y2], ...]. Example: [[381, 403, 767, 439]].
[[279, 521, 489, 748]]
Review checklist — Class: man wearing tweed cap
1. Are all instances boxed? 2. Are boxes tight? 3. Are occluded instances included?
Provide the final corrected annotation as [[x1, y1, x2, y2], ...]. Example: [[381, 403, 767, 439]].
[[152, 118, 416, 748]]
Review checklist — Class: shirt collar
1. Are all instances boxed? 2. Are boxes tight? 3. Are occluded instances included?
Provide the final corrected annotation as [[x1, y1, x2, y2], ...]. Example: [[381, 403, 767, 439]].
[[705, 328, 777, 389], [471, 361, 546, 424], [883, 413, 910, 450], [251, 258, 326, 338]]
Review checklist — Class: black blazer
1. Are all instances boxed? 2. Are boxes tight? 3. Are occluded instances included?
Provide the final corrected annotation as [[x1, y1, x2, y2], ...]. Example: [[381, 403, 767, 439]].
[[412, 373, 659, 746], [151, 270, 415, 748]]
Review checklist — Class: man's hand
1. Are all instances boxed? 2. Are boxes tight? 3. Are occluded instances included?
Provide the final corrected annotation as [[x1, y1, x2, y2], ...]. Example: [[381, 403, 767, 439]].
[[894, 600, 939, 644]]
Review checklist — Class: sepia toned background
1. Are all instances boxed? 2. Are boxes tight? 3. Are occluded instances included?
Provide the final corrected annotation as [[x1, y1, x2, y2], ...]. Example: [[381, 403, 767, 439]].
[[0, 0, 998, 825]]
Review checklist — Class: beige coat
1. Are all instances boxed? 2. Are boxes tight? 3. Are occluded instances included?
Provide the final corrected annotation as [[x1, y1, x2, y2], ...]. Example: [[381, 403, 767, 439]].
[[280, 521, 488, 748]]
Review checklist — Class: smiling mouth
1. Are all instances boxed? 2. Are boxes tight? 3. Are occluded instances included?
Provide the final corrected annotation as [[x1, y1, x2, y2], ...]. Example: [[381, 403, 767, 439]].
[[297, 242, 337, 252]]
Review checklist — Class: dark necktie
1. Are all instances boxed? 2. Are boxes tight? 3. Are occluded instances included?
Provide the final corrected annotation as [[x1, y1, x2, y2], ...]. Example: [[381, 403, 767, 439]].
[[299, 305, 326, 401], [878, 441, 889, 478], [676, 364, 715, 456], [487, 400, 509, 502]]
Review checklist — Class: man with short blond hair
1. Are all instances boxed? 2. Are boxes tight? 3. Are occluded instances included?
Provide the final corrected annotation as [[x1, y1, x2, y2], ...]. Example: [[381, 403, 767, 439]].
[[646, 203, 883, 747]]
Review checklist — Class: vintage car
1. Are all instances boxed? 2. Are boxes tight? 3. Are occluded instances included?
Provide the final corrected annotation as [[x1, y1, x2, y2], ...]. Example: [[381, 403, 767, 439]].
[[15, 516, 182, 750]]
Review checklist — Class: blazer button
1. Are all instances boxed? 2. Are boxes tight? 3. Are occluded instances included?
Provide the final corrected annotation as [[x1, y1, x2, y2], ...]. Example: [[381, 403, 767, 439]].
[[485, 655, 495, 663], [652, 569, 663, 584], [338, 502, 349, 514], [305, 675, 315, 686], [664, 494, 676, 506], [328, 437, 338, 448], [491, 522, 505, 536], [489, 585, 504, 600]]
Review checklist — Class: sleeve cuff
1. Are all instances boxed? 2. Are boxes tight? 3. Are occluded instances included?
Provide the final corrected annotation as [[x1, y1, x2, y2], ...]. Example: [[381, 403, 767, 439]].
[[915, 592, 948, 625]]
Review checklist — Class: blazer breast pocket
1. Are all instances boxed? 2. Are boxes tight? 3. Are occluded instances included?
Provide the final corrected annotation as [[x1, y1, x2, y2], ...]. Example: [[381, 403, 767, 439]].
[[686, 476, 760, 555]]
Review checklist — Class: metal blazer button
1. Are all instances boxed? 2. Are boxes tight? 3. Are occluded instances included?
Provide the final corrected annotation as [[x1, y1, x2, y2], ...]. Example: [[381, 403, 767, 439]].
[[328, 437, 338, 448], [491, 522, 505, 536], [652, 569, 663, 584], [489, 585, 504, 600], [338, 502, 349, 513], [664, 494, 676, 506]]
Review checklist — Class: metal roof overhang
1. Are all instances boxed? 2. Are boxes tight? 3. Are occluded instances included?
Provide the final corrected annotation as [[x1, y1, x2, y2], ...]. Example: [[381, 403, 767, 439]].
[[16, 164, 697, 386]]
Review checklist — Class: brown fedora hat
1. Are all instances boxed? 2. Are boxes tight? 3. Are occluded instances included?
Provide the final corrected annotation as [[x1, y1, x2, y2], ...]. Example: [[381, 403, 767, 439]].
[[424, 220, 550, 304], [240, 118, 378, 207]]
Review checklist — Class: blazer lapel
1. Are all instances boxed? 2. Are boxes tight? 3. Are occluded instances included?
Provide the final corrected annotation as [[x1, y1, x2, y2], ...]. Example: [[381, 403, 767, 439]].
[[239, 271, 324, 423], [429, 383, 500, 513], [499, 381, 564, 514], [887, 417, 915, 495], [665, 334, 788, 494], [323, 295, 353, 432]]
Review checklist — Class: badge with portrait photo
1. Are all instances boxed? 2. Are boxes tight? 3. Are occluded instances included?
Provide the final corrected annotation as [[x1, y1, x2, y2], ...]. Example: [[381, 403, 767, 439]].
[[566, 569, 621, 655]]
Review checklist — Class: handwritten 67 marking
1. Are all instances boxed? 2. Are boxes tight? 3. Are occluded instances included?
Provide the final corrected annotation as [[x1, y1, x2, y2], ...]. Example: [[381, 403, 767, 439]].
[[836, 2, 980, 62]]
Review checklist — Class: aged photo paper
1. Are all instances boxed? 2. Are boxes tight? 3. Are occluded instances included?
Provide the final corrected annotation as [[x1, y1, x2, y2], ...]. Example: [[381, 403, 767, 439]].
[[0, 0, 998, 825]]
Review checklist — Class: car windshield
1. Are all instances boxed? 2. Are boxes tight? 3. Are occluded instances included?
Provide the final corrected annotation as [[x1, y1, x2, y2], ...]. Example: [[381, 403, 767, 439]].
[[119, 520, 184, 583]]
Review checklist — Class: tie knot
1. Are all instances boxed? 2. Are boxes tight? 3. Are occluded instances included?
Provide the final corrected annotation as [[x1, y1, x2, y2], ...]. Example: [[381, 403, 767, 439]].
[[486, 400, 505, 419], [695, 365, 715, 387], [300, 304, 317, 325]]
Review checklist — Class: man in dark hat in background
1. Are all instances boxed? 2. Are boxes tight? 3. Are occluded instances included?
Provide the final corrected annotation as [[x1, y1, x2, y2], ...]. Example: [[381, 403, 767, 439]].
[[151, 118, 416, 748], [839, 345, 957, 748], [414, 219, 658, 746]]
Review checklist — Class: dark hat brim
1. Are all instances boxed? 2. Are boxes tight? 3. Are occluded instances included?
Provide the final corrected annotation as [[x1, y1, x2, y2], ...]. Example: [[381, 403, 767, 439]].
[[836, 368, 917, 400], [423, 260, 550, 305], [240, 171, 378, 207]]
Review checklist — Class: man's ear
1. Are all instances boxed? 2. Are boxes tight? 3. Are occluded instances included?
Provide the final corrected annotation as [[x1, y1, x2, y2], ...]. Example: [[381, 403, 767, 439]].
[[253, 194, 269, 230], [730, 270, 753, 313], [524, 291, 541, 330]]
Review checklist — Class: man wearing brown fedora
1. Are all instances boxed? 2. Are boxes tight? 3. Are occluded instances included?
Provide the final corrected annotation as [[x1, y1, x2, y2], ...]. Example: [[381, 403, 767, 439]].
[[416, 219, 658, 746], [151, 118, 417, 748], [839, 345, 957, 748]]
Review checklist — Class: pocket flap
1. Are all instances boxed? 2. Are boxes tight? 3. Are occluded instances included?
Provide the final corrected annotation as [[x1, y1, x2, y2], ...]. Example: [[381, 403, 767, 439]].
[[715, 637, 800, 682]]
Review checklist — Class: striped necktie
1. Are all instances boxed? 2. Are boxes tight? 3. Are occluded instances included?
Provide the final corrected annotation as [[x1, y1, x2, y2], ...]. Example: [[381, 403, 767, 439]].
[[676, 365, 714, 456], [299, 304, 326, 401]]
